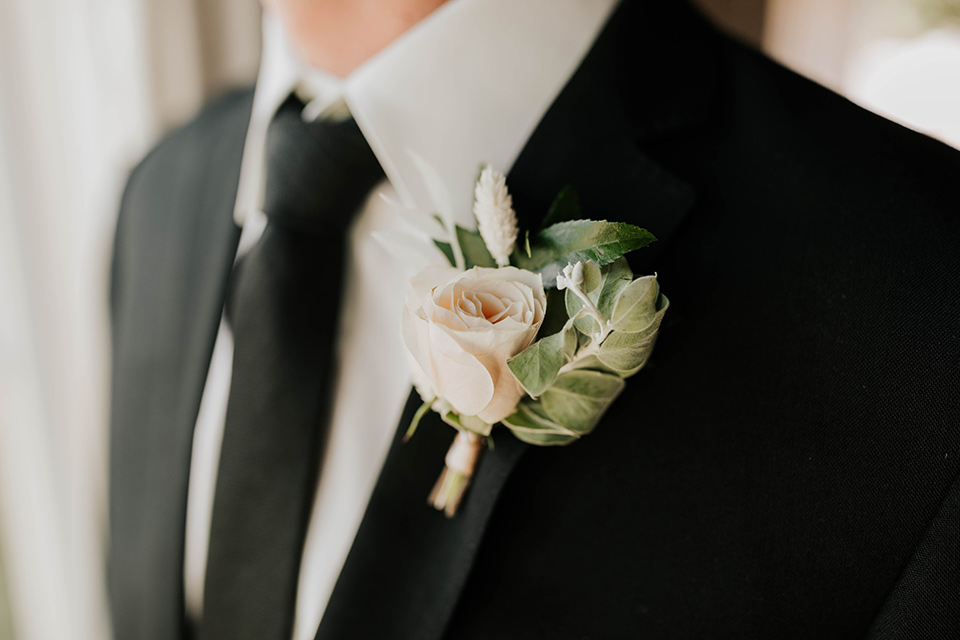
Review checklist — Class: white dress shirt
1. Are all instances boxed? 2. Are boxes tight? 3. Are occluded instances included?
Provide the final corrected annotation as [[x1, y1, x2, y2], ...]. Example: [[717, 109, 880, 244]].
[[182, 1, 619, 639]]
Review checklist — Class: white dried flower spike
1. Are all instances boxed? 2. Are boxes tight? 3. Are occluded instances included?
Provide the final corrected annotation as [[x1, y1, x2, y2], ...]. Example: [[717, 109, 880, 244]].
[[473, 165, 519, 267], [556, 262, 585, 290]]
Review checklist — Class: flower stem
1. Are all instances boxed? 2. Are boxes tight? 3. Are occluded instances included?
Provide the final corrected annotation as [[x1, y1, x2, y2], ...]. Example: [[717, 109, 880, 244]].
[[404, 400, 433, 443], [557, 341, 600, 376]]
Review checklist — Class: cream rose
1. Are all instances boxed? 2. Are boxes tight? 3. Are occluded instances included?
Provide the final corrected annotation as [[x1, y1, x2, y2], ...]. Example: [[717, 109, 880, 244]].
[[402, 266, 547, 425]]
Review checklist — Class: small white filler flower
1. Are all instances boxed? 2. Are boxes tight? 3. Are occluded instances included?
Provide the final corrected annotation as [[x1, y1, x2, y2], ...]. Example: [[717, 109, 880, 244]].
[[473, 165, 519, 267]]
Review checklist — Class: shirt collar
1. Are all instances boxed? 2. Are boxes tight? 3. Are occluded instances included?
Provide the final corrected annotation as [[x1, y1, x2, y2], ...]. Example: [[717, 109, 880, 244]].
[[235, 0, 619, 228]]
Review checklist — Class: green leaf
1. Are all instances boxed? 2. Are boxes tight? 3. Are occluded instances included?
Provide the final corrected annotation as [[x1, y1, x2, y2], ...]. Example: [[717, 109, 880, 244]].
[[596, 258, 634, 321], [540, 185, 582, 229], [579, 260, 603, 293], [539, 370, 625, 434], [457, 226, 497, 268], [611, 275, 662, 332], [565, 287, 588, 327], [516, 220, 657, 286], [565, 258, 630, 336], [435, 226, 497, 268], [507, 322, 577, 397], [558, 352, 612, 375], [502, 402, 580, 446], [561, 318, 579, 359], [596, 330, 659, 376], [435, 239, 456, 267], [567, 301, 601, 337]]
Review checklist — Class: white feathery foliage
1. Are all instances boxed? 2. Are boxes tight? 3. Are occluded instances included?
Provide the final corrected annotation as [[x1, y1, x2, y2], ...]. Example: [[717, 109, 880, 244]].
[[556, 262, 585, 290], [473, 165, 518, 267]]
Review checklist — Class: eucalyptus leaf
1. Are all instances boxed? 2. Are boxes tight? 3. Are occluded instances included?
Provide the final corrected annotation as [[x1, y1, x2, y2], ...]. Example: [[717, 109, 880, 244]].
[[565, 258, 631, 335], [565, 287, 588, 330], [508, 321, 577, 397], [559, 352, 612, 375], [501, 402, 580, 446], [596, 258, 634, 320], [579, 260, 603, 293], [577, 329, 593, 352], [568, 302, 601, 337], [571, 261, 604, 335], [596, 330, 659, 375], [507, 332, 565, 398], [611, 275, 662, 332], [540, 185, 582, 229], [516, 220, 656, 286], [561, 318, 579, 359], [539, 370, 625, 434]]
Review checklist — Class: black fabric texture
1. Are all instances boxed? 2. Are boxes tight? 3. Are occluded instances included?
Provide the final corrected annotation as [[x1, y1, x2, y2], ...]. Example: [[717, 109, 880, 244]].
[[866, 472, 959, 638], [199, 96, 383, 640], [109, 92, 249, 640], [108, 2, 960, 639]]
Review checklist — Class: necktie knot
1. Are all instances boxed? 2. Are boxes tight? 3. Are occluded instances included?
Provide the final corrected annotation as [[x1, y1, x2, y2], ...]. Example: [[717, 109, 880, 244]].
[[262, 94, 384, 235]]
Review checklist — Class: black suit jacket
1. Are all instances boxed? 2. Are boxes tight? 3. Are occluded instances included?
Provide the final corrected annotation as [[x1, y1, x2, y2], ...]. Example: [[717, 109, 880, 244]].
[[109, 2, 960, 639]]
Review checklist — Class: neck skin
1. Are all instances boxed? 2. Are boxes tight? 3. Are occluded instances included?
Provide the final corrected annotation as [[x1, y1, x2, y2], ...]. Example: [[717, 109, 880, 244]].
[[262, 0, 450, 77]]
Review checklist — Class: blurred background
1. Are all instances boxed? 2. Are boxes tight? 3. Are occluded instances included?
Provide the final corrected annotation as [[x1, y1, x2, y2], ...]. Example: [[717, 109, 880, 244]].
[[0, 0, 957, 638]]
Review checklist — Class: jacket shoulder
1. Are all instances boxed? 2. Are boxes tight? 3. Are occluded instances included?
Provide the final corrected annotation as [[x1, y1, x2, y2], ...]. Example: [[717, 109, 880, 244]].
[[121, 87, 254, 213], [110, 87, 252, 314], [718, 35, 960, 216]]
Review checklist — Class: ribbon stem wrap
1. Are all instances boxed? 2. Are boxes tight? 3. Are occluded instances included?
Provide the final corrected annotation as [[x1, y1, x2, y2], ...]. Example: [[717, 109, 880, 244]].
[[428, 430, 485, 517]]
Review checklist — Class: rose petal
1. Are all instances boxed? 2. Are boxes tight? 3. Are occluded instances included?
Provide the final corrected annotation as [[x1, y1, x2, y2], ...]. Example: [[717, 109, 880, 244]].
[[428, 322, 495, 416], [401, 306, 439, 397], [406, 266, 461, 312], [476, 373, 525, 424], [432, 320, 532, 357], [428, 296, 469, 330], [458, 293, 480, 317]]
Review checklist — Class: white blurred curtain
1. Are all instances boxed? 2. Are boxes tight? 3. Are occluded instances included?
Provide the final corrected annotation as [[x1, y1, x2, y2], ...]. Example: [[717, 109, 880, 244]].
[[0, 0, 260, 638]]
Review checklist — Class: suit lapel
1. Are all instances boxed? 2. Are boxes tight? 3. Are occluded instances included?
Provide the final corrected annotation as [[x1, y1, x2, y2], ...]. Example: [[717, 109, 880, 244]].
[[109, 92, 251, 640], [315, 3, 718, 639], [507, 0, 718, 273], [313, 392, 527, 640]]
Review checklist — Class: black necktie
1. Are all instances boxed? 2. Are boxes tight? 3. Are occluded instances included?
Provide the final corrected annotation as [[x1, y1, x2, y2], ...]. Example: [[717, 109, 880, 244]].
[[199, 94, 384, 640]]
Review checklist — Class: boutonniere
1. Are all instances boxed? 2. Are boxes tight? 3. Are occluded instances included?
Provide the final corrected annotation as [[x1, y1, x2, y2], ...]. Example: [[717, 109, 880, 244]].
[[386, 161, 668, 516]]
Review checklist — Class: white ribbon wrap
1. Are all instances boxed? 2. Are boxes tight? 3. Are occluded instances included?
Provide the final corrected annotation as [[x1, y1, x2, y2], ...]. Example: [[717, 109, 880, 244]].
[[429, 430, 485, 517]]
